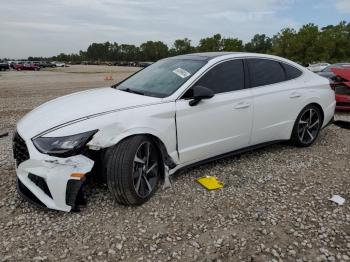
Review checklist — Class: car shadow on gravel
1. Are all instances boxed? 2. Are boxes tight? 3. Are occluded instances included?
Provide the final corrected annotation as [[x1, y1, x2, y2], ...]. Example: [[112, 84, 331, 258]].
[[333, 120, 350, 129], [171, 142, 289, 186]]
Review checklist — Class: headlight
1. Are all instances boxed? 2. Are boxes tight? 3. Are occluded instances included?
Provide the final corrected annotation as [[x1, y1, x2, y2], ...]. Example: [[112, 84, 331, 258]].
[[32, 130, 98, 157]]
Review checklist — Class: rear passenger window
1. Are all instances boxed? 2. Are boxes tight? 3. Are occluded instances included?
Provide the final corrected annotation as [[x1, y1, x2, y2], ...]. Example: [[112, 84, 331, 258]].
[[281, 63, 302, 80], [194, 59, 244, 94], [248, 59, 285, 87]]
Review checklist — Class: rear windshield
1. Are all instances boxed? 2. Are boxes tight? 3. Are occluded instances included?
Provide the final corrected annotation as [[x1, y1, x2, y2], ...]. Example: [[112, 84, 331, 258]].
[[115, 59, 207, 98]]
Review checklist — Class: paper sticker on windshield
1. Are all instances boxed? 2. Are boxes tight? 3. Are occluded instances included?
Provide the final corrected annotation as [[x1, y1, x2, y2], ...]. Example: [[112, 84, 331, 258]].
[[173, 68, 191, 78]]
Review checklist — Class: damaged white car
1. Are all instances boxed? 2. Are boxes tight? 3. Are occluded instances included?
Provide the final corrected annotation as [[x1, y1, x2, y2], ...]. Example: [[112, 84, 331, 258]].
[[13, 52, 335, 212]]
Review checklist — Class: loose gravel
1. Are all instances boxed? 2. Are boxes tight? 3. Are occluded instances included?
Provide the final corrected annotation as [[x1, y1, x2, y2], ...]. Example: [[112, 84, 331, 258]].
[[0, 66, 349, 262]]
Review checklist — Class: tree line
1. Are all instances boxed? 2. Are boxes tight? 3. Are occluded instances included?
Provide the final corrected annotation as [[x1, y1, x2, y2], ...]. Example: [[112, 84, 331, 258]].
[[29, 21, 350, 66]]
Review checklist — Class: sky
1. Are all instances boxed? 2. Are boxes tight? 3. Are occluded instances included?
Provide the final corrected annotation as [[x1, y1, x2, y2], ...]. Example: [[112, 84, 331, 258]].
[[0, 0, 349, 58]]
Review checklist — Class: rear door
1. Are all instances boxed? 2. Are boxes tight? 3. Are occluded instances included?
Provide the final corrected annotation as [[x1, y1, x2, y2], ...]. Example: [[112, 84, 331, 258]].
[[176, 59, 253, 164], [247, 58, 304, 144]]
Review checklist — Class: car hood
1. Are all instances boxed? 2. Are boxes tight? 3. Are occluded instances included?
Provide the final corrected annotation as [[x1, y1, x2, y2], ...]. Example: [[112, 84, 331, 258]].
[[17, 87, 162, 138]]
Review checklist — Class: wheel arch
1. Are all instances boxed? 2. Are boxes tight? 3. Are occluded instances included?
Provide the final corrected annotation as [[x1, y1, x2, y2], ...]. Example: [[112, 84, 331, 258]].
[[306, 102, 325, 126], [123, 133, 176, 169], [288, 102, 325, 140], [89, 127, 177, 170], [106, 133, 176, 181]]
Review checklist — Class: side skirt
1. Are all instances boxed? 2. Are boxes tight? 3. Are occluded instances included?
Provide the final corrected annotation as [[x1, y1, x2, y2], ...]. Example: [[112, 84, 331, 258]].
[[171, 140, 285, 175]]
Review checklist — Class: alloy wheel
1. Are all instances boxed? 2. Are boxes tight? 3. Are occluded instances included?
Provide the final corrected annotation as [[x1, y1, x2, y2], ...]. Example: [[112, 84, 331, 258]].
[[132, 142, 159, 198], [297, 108, 320, 144]]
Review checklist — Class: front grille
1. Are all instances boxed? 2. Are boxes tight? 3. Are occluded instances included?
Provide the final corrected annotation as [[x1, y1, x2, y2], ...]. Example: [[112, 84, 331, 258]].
[[337, 102, 350, 107], [28, 173, 52, 198], [12, 131, 29, 167]]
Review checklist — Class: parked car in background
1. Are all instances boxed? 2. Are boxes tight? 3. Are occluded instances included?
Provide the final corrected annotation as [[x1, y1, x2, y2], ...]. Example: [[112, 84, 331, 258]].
[[0, 62, 10, 71], [37, 61, 56, 68], [317, 63, 350, 79], [13, 52, 335, 212], [15, 62, 40, 71], [52, 61, 65, 67], [330, 68, 350, 110], [8, 61, 17, 69], [307, 63, 330, 73], [139, 61, 153, 68]]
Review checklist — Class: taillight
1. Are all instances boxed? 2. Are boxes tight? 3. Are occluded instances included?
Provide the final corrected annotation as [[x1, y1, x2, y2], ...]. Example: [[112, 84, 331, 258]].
[[329, 79, 335, 90]]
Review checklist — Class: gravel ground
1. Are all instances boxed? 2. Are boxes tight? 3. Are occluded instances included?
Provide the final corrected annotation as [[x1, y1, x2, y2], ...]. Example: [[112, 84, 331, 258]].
[[0, 66, 349, 262]]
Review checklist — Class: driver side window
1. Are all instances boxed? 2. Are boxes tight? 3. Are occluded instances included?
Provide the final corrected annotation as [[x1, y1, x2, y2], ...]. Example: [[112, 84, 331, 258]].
[[193, 59, 245, 94]]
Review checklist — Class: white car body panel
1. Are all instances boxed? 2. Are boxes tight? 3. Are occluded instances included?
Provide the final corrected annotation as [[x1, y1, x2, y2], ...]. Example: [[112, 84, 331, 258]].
[[176, 89, 253, 164], [17, 87, 162, 139], [13, 52, 335, 212]]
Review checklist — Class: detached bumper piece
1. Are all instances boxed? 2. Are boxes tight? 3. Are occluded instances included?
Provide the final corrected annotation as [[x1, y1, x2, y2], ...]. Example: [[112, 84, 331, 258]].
[[17, 178, 46, 208], [66, 179, 86, 212], [17, 174, 86, 211], [13, 131, 94, 212]]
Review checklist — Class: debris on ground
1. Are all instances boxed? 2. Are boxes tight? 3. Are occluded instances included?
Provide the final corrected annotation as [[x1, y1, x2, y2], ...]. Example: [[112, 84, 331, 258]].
[[329, 195, 346, 205], [196, 176, 224, 190], [0, 132, 8, 139]]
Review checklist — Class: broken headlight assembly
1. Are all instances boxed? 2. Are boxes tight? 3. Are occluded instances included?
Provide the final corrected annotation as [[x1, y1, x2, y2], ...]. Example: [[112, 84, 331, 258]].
[[32, 130, 98, 157]]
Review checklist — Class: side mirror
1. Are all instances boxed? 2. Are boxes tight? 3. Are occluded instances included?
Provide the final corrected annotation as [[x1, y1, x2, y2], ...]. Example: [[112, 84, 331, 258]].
[[188, 85, 214, 106]]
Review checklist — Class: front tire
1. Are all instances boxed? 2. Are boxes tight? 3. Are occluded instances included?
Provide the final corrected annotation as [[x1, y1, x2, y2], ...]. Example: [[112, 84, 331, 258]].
[[290, 104, 322, 147], [105, 136, 161, 205]]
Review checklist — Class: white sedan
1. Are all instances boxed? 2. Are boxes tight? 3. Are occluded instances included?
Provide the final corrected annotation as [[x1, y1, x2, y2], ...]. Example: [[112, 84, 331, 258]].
[[307, 63, 330, 73], [13, 52, 335, 212]]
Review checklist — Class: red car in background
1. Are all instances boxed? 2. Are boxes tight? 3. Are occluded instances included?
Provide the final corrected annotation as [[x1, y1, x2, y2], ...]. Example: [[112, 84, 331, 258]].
[[331, 68, 350, 110], [14, 63, 40, 71]]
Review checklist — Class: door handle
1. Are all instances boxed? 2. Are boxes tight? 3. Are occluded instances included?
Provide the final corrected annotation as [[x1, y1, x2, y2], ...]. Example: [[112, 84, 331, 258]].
[[234, 102, 250, 109], [289, 92, 301, 98]]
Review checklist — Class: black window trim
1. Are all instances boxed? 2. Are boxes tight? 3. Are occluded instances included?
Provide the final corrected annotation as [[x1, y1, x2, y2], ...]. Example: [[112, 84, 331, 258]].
[[177, 57, 248, 100], [244, 57, 304, 89]]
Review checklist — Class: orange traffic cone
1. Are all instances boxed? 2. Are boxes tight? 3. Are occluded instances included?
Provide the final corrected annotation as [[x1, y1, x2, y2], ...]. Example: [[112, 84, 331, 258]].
[[104, 75, 113, 81]]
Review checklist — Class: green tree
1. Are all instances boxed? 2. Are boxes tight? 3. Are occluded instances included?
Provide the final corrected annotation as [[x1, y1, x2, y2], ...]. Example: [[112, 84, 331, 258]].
[[197, 34, 222, 52], [245, 34, 272, 53], [272, 28, 297, 60], [294, 23, 320, 65], [108, 42, 120, 61], [221, 38, 243, 51], [319, 21, 350, 62], [86, 42, 111, 61], [140, 41, 168, 61], [119, 44, 140, 61], [32, 20, 350, 66], [172, 38, 194, 55]]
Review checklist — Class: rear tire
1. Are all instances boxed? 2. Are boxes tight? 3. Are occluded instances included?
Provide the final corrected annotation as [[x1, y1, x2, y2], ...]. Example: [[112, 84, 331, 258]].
[[105, 135, 161, 205], [290, 104, 322, 147]]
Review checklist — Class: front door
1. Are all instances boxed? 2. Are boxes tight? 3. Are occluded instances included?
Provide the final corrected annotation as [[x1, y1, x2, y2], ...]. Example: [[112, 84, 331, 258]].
[[175, 59, 254, 164]]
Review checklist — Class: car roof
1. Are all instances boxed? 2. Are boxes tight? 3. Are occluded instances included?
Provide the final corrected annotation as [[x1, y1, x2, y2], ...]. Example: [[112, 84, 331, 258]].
[[169, 52, 302, 64], [169, 52, 248, 61]]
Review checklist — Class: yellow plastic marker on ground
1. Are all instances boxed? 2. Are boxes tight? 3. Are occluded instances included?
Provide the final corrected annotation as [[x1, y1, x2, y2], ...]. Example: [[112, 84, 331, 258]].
[[196, 176, 224, 190]]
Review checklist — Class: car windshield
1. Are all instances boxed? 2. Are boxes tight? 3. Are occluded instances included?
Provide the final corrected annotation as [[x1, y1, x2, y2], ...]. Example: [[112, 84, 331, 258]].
[[114, 58, 207, 98]]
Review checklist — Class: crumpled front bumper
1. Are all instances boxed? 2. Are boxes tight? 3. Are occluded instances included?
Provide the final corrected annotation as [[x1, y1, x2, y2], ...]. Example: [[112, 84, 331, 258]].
[[13, 132, 94, 212]]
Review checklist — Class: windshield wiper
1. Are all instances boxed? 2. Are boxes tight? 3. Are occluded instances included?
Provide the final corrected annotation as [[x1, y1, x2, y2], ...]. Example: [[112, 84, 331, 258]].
[[119, 88, 145, 95]]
